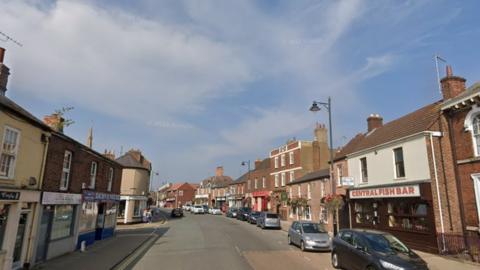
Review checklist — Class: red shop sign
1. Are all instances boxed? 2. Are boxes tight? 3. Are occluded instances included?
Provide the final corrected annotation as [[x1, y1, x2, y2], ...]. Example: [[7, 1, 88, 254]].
[[252, 191, 270, 197], [349, 184, 420, 199]]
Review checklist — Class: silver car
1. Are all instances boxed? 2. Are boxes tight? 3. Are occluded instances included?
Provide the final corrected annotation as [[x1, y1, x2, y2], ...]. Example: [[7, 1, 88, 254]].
[[288, 221, 331, 251], [257, 212, 281, 229]]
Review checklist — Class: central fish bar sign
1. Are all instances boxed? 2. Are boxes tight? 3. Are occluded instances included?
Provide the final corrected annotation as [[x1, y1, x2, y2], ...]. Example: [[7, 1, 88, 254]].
[[350, 184, 420, 199]]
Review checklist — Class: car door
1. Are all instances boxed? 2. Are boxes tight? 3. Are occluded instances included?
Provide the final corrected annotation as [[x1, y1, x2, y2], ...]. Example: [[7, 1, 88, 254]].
[[351, 233, 371, 270], [291, 222, 300, 245], [338, 231, 355, 270]]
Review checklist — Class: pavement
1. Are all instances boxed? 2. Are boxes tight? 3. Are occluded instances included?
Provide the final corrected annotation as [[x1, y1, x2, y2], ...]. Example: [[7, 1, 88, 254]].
[[32, 209, 480, 270]]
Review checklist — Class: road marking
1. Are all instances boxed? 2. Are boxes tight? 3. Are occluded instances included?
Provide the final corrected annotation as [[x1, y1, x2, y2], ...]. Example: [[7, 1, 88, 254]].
[[112, 227, 160, 270], [304, 256, 311, 261], [235, 245, 242, 256]]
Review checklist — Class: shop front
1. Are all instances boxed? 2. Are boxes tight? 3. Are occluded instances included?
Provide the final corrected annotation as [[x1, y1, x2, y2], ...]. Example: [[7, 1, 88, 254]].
[[194, 194, 209, 205], [77, 191, 120, 249], [165, 197, 176, 208], [348, 182, 438, 253], [0, 189, 41, 270], [35, 192, 82, 262], [215, 196, 226, 210], [117, 195, 147, 224], [252, 191, 270, 212], [272, 190, 288, 220]]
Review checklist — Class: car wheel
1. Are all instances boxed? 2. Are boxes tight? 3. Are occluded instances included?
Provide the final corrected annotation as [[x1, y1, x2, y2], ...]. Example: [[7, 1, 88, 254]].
[[300, 241, 305, 251], [288, 235, 292, 245], [331, 252, 340, 269]]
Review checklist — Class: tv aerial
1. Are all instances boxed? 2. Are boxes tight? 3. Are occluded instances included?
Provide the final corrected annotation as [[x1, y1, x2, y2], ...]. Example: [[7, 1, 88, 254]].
[[0, 31, 23, 47]]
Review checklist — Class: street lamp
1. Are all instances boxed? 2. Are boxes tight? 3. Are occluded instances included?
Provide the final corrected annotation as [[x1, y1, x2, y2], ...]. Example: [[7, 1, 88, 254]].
[[241, 160, 251, 207], [309, 97, 337, 235]]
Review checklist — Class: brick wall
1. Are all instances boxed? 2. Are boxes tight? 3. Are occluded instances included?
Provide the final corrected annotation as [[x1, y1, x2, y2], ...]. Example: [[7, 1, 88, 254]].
[[43, 133, 122, 194]]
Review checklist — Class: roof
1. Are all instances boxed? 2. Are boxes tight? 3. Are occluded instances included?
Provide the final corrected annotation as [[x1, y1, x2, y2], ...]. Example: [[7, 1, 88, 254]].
[[287, 168, 329, 185], [231, 171, 248, 184], [0, 95, 51, 131], [254, 158, 270, 171], [199, 175, 233, 188], [116, 151, 151, 171], [337, 101, 441, 157]]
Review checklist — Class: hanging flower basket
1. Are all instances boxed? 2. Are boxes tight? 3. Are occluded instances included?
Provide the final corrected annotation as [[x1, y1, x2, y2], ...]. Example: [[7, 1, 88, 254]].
[[297, 197, 309, 208], [323, 194, 344, 211]]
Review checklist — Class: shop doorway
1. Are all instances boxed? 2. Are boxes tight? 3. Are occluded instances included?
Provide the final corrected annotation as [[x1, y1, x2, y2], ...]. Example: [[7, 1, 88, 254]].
[[36, 207, 53, 262], [12, 211, 30, 269]]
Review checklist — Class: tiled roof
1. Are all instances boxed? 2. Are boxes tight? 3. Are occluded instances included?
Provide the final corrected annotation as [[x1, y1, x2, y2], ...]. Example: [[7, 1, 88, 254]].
[[0, 95, 51, 130], [116, 151, 151, 171], [254, 158, 270, 171], [287, 168, 329, 185], [232, 172, 248, 184], [337, 101, 441, 157], [168, 183, 184, 191], [442, 82, 480, 110]]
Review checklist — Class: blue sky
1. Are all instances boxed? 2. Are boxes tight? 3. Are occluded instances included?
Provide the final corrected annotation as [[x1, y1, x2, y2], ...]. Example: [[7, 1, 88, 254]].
[[1, 0, 479, 188]]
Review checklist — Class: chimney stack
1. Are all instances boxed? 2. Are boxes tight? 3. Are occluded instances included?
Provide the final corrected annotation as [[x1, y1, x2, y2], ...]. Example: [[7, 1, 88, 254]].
[[367, 114, 383, 132], [254, 159, 262, 170], [0, 47, 10, 96], [314, 123, 328, 143], [215, 166, 224, 177], [440, 65, 466, 100], [86, 127, 93, 148], [104, 149, 116, 160], [43, 114, 65, 133]]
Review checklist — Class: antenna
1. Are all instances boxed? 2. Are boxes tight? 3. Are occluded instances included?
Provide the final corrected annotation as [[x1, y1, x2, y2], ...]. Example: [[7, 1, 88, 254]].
[[0, 31, 23, 47], [434, 54, 447, 95]]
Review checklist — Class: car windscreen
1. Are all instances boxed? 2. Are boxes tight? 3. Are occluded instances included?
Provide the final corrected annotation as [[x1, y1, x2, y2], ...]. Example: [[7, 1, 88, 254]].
[[252, 212, 261, 216], [364, 234, 410, 254], [301, 223, 327, 233], [266, 214, 278, 218]]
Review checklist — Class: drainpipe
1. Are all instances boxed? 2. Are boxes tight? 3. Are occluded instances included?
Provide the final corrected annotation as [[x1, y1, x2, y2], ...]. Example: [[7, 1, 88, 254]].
[[438, 118, 453, 230], [429, 131, 446, 252]]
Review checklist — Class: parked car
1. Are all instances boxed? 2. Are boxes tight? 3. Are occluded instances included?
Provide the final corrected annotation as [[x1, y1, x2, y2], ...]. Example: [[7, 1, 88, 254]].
[[237, 207, 251, 221], [171, 208, 184, 218], [331, 229, 429, 270], [247, 211, 262, 224], [257, 212, 281, 229], [227, 208, 238, 218], [202, 205, 209, 214], [211, 208, 222, 215], [192, 205, 205, 214], [288, 221, 331, 251]]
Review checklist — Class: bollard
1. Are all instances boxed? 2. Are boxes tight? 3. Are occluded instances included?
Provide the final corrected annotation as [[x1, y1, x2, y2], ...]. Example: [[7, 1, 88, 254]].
[[80, 241, 86, 252]]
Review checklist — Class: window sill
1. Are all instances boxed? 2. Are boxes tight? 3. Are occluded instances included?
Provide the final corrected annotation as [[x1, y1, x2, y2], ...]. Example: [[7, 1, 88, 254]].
[[393, 177, 406, 181], [458, 156, 480, 165]]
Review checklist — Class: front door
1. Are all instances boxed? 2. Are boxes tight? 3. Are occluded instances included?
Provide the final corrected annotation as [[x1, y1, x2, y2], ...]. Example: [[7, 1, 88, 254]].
[[36, 207, 53, 262], [12, 212, 29, 269]]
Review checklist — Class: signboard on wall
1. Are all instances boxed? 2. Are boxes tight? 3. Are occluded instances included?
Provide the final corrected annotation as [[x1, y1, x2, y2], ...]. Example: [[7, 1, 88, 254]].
[[349, 184, 420, 199], [341, 177, 354, 186], [42, 192, 82, 205], [0, 191, 20, 200]]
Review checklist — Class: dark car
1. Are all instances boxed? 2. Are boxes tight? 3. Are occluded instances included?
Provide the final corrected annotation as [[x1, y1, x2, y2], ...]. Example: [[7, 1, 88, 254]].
[[227, 208, 238, 218], [237, 207, 251, 221], [170, 208, 183, 218], [202, 205, 209, 214], [247, 211, 261, 224], [331, 229, 429, 270]]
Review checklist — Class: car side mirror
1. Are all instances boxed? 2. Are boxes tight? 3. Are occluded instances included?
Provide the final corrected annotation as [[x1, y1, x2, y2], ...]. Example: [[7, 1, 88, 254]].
[[355, 245, 367, 253]]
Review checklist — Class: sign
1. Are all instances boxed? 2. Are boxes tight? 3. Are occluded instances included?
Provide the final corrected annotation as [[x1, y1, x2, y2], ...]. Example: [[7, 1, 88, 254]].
[[253, 191, 270, 197], [0, 191, 20, 200], [166, 198, 175, 202], [216, 197, 226, 201], [195, 194, 209, 199], [341, 177, 354, 186], [82, 190, 120, 202], [350, 184, 420, 199], [42, 192, 82, 205], [280, 191, 288, 201]]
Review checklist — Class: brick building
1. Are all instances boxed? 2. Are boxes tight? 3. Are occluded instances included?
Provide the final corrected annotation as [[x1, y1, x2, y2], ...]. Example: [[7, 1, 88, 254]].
[[37, 127, 122, 262], [195, 167, 232, 207], [165, 183, 196, 208], [244, 158, 272, 212], [227, 174, 246, 209], [270, 124, 329, 220]]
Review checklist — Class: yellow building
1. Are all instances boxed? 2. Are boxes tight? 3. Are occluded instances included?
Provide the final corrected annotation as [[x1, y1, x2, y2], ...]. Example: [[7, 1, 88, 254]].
[[0, 47, 51, 270], [116, 150, 152, 224]]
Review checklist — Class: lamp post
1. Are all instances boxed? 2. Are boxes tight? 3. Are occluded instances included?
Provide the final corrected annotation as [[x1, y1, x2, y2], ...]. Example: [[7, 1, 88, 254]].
[[309, 97, 337, 235], [241, 160, 251, 207]]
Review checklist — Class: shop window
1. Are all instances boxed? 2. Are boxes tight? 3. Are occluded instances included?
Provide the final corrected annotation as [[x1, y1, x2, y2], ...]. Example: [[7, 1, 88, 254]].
[[0, 204, 10, 247], [394, 147, 406, 178], [320, 206, 328, 224], [103, 204, 117, 228], [387, 201, 428, 231], [107, 167, 114, 192], [289, 151, 294, 165], [90, 161, 97, 189], [79, 202, 98, 232], [360, 157, 368, 183], [118, 200, 126, 218], [60, 150, 72, 190], [133, 200, 141, 217], [51, 205, 74, 240], [354, 202, 374, 225], [0, 127, 20, 178]]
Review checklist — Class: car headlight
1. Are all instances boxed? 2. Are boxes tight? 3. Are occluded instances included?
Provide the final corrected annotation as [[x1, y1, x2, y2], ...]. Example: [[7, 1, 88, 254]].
[[305, 239, 316, 245], [379, 260, 404, 270]]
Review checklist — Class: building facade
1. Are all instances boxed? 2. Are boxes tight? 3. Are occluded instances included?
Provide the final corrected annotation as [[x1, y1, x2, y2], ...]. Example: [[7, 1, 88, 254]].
[[227, 175, 246, 209], [244, 159, 272, 212], [195, 167, 232, 207], [116, 150, 152, 224], [164, 183, 196, 208]]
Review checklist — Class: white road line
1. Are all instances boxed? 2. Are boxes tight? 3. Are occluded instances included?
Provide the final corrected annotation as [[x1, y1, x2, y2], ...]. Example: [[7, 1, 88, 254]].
[[304, 256, 311, 261], [235, 245, 242, 256]]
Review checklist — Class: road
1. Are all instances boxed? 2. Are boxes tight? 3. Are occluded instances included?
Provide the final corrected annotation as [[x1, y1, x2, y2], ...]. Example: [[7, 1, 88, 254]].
[[131, 209, 334, 270]]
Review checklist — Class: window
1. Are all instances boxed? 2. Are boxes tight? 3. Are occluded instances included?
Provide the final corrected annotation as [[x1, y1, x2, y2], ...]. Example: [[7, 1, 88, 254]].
[[254, 178, 258, 189], [0, 127, 20, 178], [387, 201, 428, 231], [289, 151, 294, 165], [289, 187, 292, 198], [51, 205, 74, 240], [307, 183, 311, 199], [274, 174, 279, 187], [90, 162, 97, 188], [473, 116, 480, 156], [248, 180, 251, 190], [103, 203, 117, 228], [179, 190, 184, 196], [274, 157, 279, 168], [320, 182, 325, 198], [0, 204, 10, 247], [297, 185, 301, 197], [107, 167, 114, 191], [133, 200, 141, 217], [60, 151, 72, 190], [281, 173, 286, 186], [472, 174, 480, 226], [262, 177, 266, 188], [320, 206, 328, 224], [289, 171, 295, 182], [354, 202, 376, 225], [79, 202, 98, 232], [304, 205, 311, 220], [360, 157, 368, 183], [336, 164, 343, 187], [281, 154, 286, 167], [394, 148, 406, 178]]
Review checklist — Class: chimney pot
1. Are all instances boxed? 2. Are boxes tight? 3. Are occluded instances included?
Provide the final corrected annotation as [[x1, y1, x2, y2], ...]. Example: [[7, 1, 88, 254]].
[[446, 65, 453, 77], [43, 114, 65, 133]]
